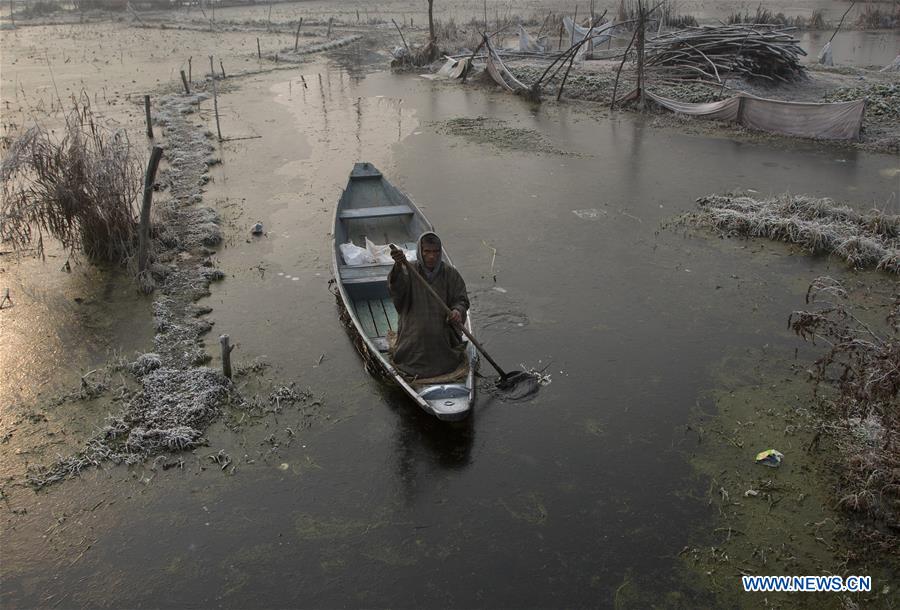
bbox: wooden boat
[332,162,477,421]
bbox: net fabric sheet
[645,91,865,140]
[562,16,616,46]
[518,26,547,53]
[486,47,530,93]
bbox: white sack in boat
[366,238,417,264]
[340,241,376,265]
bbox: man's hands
[389,244,406,265]
[448,309,463,326]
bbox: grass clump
[684,193,900,273]
[1,103,144,264]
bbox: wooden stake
[209,56,222,141]
[611,24,640,108]
[257,37,261,59]
[180,70,190,94]
[219,59,225,78]
[188,56,192,83]
[461,39,485,83]
[138,146,163,275]
[293,17,303,51]
[326,16,333,38]
[144,95,153,138]
[636,0,645,109]
[829,1,856,43]
[219,334,235,379]
[391,19,410,55]
[571,5,578,45]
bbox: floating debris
[755,449,784,467]
[572,208,606,220]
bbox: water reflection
[381,384,475,504]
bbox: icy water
[800,29,900,67]
[2,53,899,607]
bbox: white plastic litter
[340,240,417,266]
[365,238,417,264]
[340,242,375,265]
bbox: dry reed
[1,103,143,264]
[789,277,899,554]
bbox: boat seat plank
[353,299,378,338]
[369,299,390,337]
[338,205,413,220]
[340,264,393,282]
[382,298,399,332]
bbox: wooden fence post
[138,146,163,275]
[180,70,190,94]
[209,56,222,141]
[144,95,153,138]
[220,334,234,379]
[294,18,303,51]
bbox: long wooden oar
[389,244,532,389]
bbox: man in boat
[388,231,470,379]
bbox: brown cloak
[388,232,470,378]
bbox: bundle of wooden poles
[644,24,807,83]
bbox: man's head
[420,233,442,271]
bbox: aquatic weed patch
[680,351,864,607]
[436,116,570,155]
[26,365,230,488]
[680,193,900,274]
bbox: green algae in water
[360,543,419,567]
[436,117,572,155]
[499,492,548,525]
[294,513,384,541]
[677,347,890,609]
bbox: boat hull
[332,162,476,421]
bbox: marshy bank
[673,194,899,605]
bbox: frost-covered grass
[684,193,900,273]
